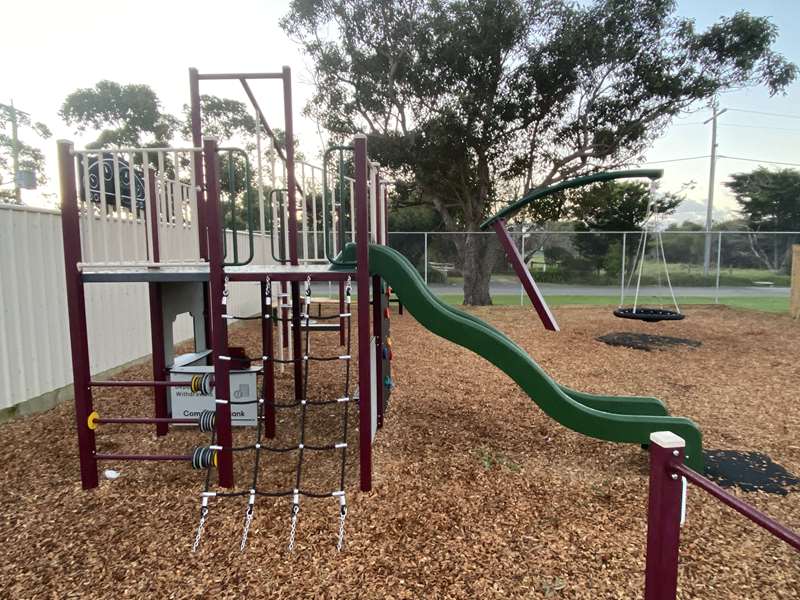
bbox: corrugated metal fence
[0,204,272,413]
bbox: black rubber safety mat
[597,332,701,352]
[703,449,800,496]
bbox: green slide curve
[365,244,703,470]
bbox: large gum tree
[282,0,795,305]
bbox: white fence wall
[0,204,272,411]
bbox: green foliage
[60,81,177,147]
[283,0,795,304]
[0,104,51,202]
[725,167,800,271]
[181,95,256,143]
[571,181,681,271]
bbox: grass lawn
[437,263,791,288]
[438,294,790,313]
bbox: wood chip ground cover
[0,305,798,598]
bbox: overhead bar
[481,169,664,230]
[196,72,284,80]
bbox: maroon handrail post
[645,432,685,600]
[203,138,234,488]
[262,281,276,438]
[59,140,98,490]
[354,134,372,491]
[492,219,559,331]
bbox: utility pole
[1,100,31,204]
[702,102,727,275]
[10,100,20,203]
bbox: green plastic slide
[365,244,703,470]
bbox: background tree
[725,167,800,271]
[61,81,177,148]
[0,103,51,203]
[282,0,795,304]
[571,181,681,273]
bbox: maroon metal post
[95,417,196,425]
[644,432,685,600]
[143,170,170,435]
[203,138,234,488]
[188,68,208,260]
[283,66,298,266]
[262,281,276,438]
[372,275,384,429]
[58,140,98,490]
[148,282,169,436]
[147,168,160,261]
[89,380,193,388]
[354,134,372,491]
[492,219,559,331]
[280,66,304,401]
[95,453,193,462]
[188,68,212,352]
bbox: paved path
[426,282,790,298]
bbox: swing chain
[192,505,209,553]
[240,503,255,552]
[288,491,300,552]
[336,497,347,552]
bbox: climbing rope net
[192,275,354,553]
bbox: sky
[2,0,799,220]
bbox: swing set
[481,169,684,323]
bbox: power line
[641,155,710,164]
[726,108,800,120]
[718,155,800,168]
[720,123,800,133]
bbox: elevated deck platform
[80,262,355,283]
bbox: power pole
[1,100,30,204]
[10,100,20,203]
[702,102,727,275]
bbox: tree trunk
[461,232,497,305]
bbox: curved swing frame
[616,180,684,322]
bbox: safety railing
[71,146,202,266]
[265,145,387,267]
[217,147,255,267]
[645,432,800,599]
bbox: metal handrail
[672,462,800,551]
[322,145,356,266]
[219,147,255,267]
[268,188,290,264]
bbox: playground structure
[58,66,716,552]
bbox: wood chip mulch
[1,304,798,598]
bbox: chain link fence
[387,231,797,311]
